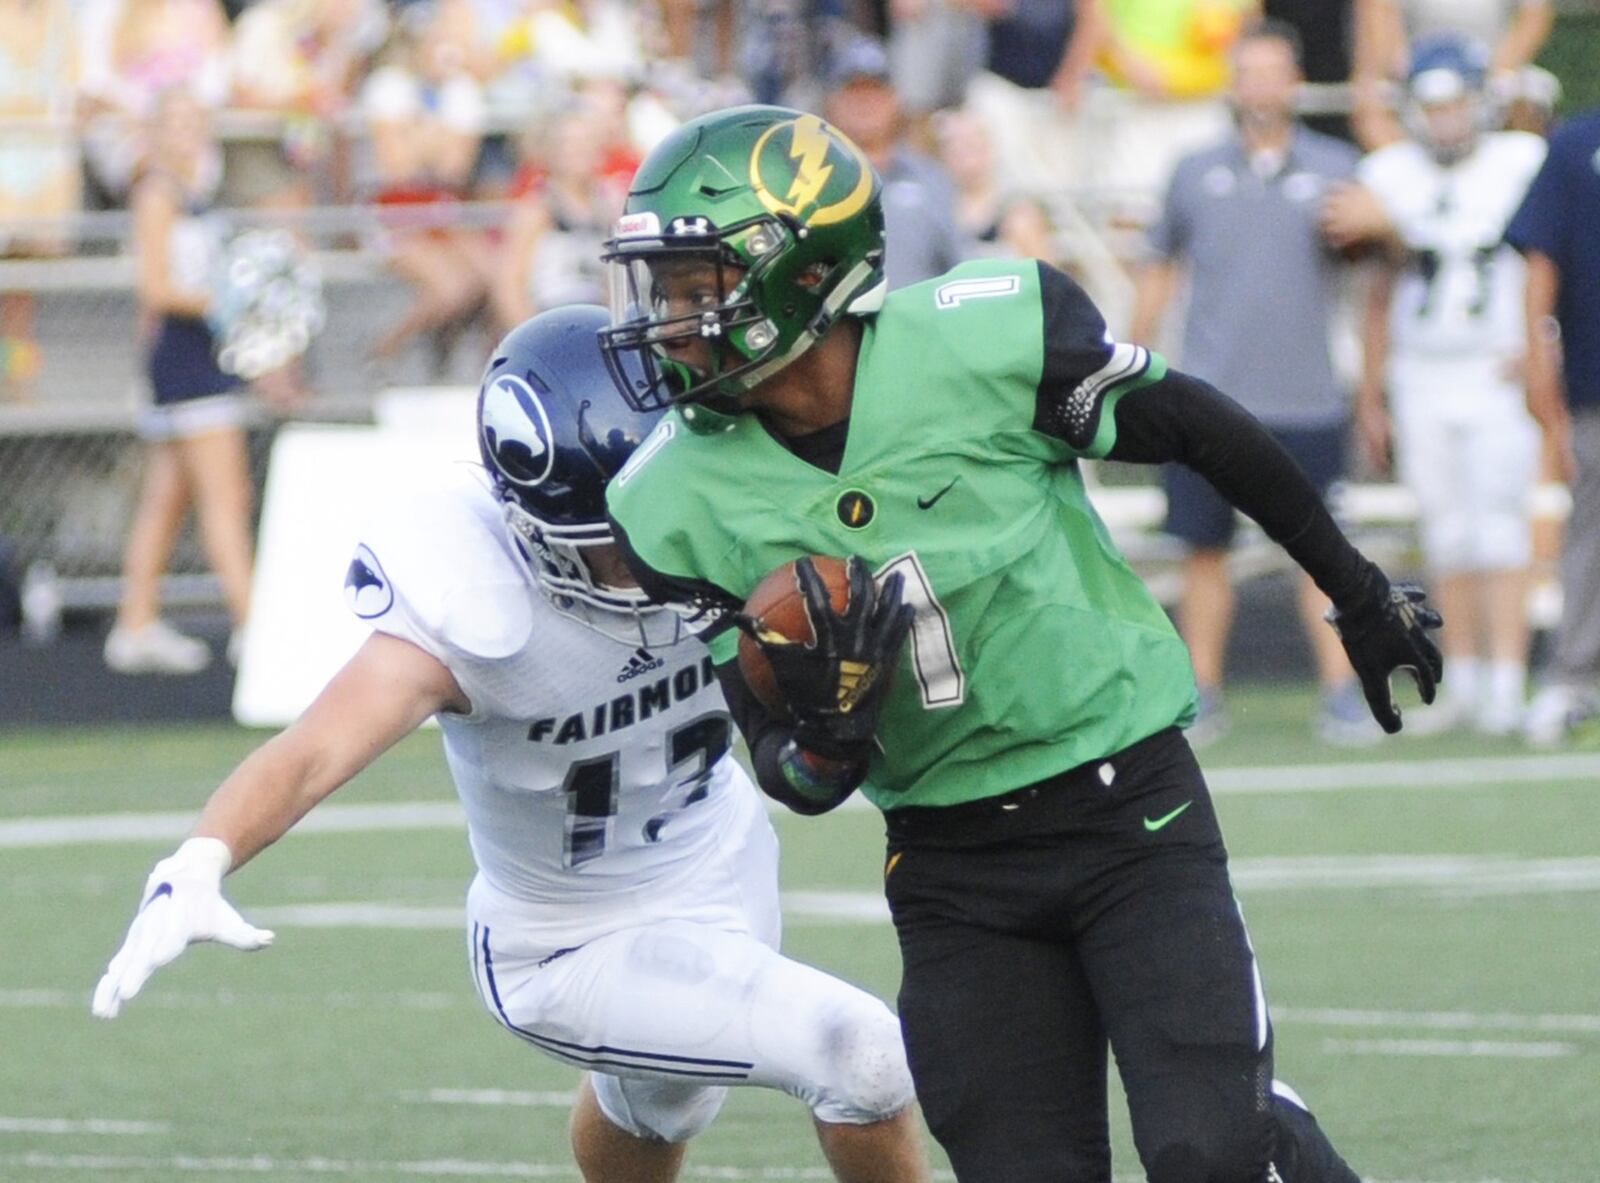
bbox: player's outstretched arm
[92,633,466,1018]
[1102,369,1444,731]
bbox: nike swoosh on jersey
[917,478,960,510]
[1142,801,1193,832]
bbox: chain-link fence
[0,200,518,639]
[0,419,281,639]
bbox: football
[737,555,852,716]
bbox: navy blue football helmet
[478,305,678,644]
[1405,34,1492,163]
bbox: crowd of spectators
[0,0,1574,389]
[3,0,1597,735]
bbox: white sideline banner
[232,398,475,727]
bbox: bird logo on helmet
[599,105,886,430]
[476,305,680,647]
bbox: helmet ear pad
[736,209,887,361]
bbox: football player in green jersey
[602,105,1442,1183]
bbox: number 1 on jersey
[561,755,618,868]
[876,552,965,709]
[558,713,733,868]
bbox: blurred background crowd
[2,0,1599,746]
[0,0,1587,392]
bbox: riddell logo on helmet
[749,114,875,228]
[614,211,661,239]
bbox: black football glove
[738,556,914,763]
[1325,570,1444,734]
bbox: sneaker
[1316,680,1385,746]
[1475,698,1525,738]
[104,619,212,675]
[1396,693,1474,738]
[1186,687,1230,748]
[1523,685,1599,748]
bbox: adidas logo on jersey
[616,647,666,683]
[528,654,717,746]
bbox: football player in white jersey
[91,307,928,1183]
[1355,34,1548,734]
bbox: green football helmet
[599,105,886,426]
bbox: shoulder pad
[1357,141,1422,195]
[352,471,535,661]
[1488,130,1548,173]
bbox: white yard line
[402,1090,577,1108]
[1276,1007,1600,1035]
[244,893,899,930]
[251,903,463,929]
[5,750,1600,848]
[0,802,465,848]
[0,1118,168,1136]
[0,988,459,1011]
[1229,854,1600,894]
[1322,1037,1576,1059]
[242,857,1600,935]
[830,751,1600,806]
[0,1153,572,1178]
[0,1155,872,1180]
[13,985,1596,1050]
[776,890,891,923]
[1206,752,1600,794]
[0,1158,1542,1183]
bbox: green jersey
[607,258,1198,810]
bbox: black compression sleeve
[713,658,859,816]
[1105,369,1380,608]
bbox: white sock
[1487,661,1527,717]
[1448,657,1482,708]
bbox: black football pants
[882,727,1361,1183]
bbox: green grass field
[3,686,1598,1182]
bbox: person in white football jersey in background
[91,306,929,1183]
[1353,35,1547,735]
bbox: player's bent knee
[590,1073,728,1144]
[808,1000,917,1125]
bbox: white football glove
[91,837,274,1019]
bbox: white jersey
[1360,132,1546,362]
[344,471,916,1135]
[347,469,751,917]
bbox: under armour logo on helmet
[669,216,714,236]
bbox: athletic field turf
[3,686,1597,1181]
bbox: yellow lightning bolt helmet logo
[785,116,834,213]
[749,115,876,227]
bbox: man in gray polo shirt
[823,37,974,291]
[1131,18,1373,745]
